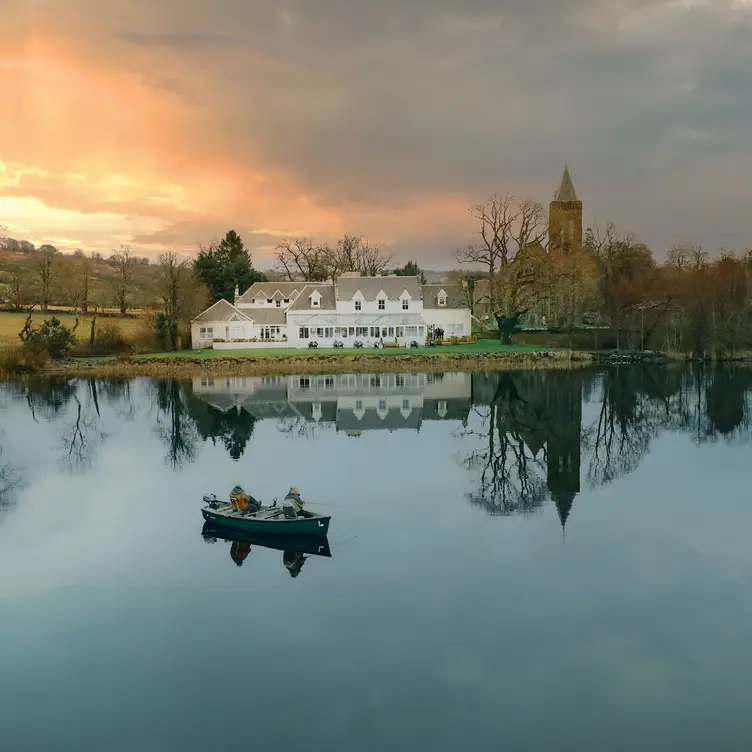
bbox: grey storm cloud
[7,0,752,256]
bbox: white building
[190,274,471,350]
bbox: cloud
[1,0,751,262]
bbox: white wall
[422,308,472,337]
[191,320,287,349]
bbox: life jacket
[230,491,250,511]
[230,540,251,563]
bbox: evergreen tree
[193,230,267,303]
[394,260,426,283]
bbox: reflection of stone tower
[545,372,583,529]
[549,164,582,255]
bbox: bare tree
[326,234,395,277]
[156,251,205,349]
[110,245,136,315]
[456,194,548,339]
[33,244,58,312]
[274,238,331,281]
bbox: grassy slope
[0,310,145,347]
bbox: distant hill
[0,243,162,312]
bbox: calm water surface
[1,366,752,751]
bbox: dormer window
[355,300,362,311]
[402,299,409,310]
[284,298,289,304]
[310,290,322,308]
[378,299,385,310]
[438,293,447,307]
[267,298,273,304]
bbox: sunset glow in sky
[1,1,750,266]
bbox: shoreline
[38,349,596,378]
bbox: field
[0,310,145,348]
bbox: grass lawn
[0,310,144,348]
[132,339,555,360]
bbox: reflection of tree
[152,380,200,469]
[459,373,550,516]
[100,378,136,421]
[184,384,258,460]
[15,377,77,422]
[0,442,25,514]
[58,380,107,473]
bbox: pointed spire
[554,163,578,202]
[552,491,575,531]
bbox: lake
[1,366,752,751]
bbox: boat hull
[201,507,331,537]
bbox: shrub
[23,316,76,359]
[71,324,132,357]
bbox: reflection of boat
[201,499,331,537]
[201,521,332,557]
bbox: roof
[244,309,287,326]
[192,299,252,323]
[286,284,337,311]
[421,284,466,309]
[336,276,422,302]
[336,407,422,432]
[554,163,578,202]
[236,281,332,305]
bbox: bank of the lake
[41,345,594,378]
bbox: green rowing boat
[201,504,331,537]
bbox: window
[396,326,404,337]
[267,298,273,304]
[200,378,208,386]
[418,326,424,336]
[438,295,447,307]
[349,327,355,335]
[206,328,213,338]
[207,378,215,386]
[317,327,324,337]
[355,300,362,311]
[381,327,388,337]
[378,399,387,411]
[299,327,309,339]
[438,400,448,417]
[325,377,335,388]
[284,298,290,303]
[276,300,281,307]
[199,327,207,337]
[312,403,322,418]
[299,377,310,389]
[403,399,410,410]
[355,400,363,410]
[371,376,381,388]
[388,327,394,337]
[325,327,333,338]
[402,299,409,310]
[356,327,368,337]
[370,326,380,338]
[378,298,385,310]
[405,326,417,336]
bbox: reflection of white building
[191,274,470,350]
[192,372,472,433]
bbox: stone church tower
[548,164,582,255]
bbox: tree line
[449,193,752,356]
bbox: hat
[289,487,299,495]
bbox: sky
[1,0,751,268]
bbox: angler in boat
[201,485,331,536]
